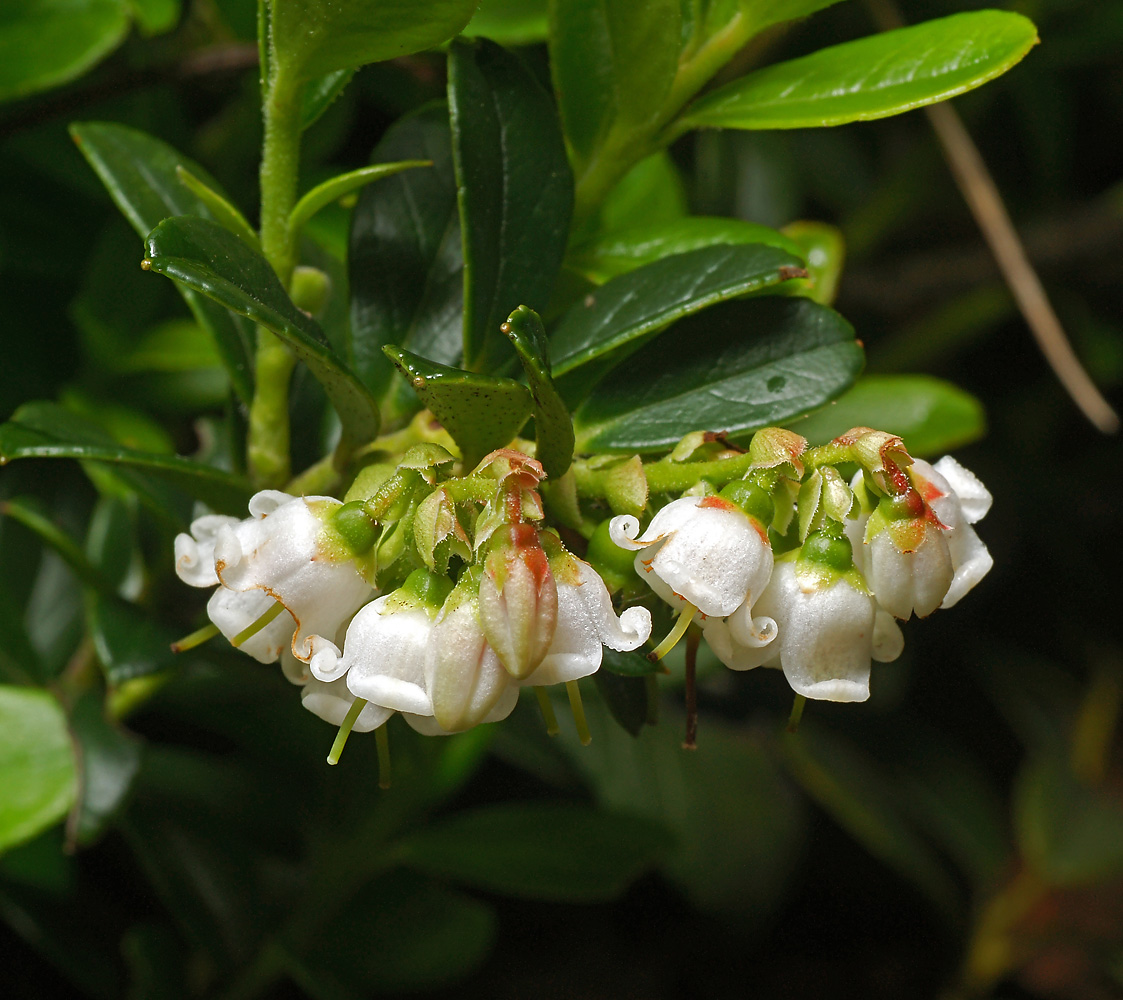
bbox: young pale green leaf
[681,1,847,61]
[787,375,985,456]
[463,0,548,45]
[300,68,354,130]
[449,38,573,375]
[174,166,259,248]
[0,686,78,854]
[593,151,688,235]
[0,0,129,102]
[349,105,464,420]
[568,217,804,284]
[70,122,255,402]
[289,161,430,236]
[549,0,681,174]
[395,801,673,902]
[502,306,574,479]
[271,0,479,81]
[0,402,253,515]
[384,346,532,469]
[143,216,380,451]
[573,297,863,453]
[551,243,807,405]
[781,220,844,305]
[678,11,1038,131]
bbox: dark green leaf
[1,497,114,596]
[396,801,673,902]
[144,216,381,450]
[290,161,429,235]
[300,69,355,130]
[449,38,574,374]
[349,104,464,420]
[384,347,531,469]
[551,243,807,406]
[592,669,650,736]
[573,296,863,453]
[174,166,259,248]
[0,686,78,854]
[601,645,663,677]
[463,0,548,45]
[502,306,574,478]
[592,151,688,235]
[568,216,804,284]
[70,122,255,402]
[272,0,479,81]
[0,0,129,102]
[786,375,986,456]
[678,11,1039,131]
[0,402,253,516]
[88,595,179,686]
[681,1,847,58]
[67,691,142,847]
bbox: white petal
[933,456,992,523]
[702,616,777,672]
[248,490,295,518]
[299,676,390,733]
[608,514,643,551]
[867,528,953,620]
[174,515,241,587]
[340,598,433,715]
[872,610,904,663]
[940,523,994,608]
[206,587,294,664]
[426,600,512,731]
[308,635,346,682]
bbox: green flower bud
[719,480,774,527]
[332,500,378,555]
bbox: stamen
[327,697,368,765]
[535,688,560,736]
[566,680,592,746]
[170,622,220,653]
[648,604,698,662]
[231,600,286,647]
[786,694,807,734]
[375,723,392,789]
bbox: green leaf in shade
[463,0,548,45]
[1014,754,1123,887]
[573,297,863,453]
[70,122,255,402]
[449,38,574,374]
[303,870,496,993]
[67,692,142,847]
[568,216,804,284]
[502,306,574,479]
[300,69,354,130]
[782,725,958,917]
[786,375,986,456]
[143,216,380,451]
[548,0,681,174]
[0,402,253,516]
[781,220,844,305]
[677,11,1038,132]
[601,645,663,677]
[129,0,180,35]
[592,670,651,736]
[593,151,688,235]
[0,497,114,596]
[384,347,531,469]
[174,166,259,249]
[0,0,129,102]
[271,0,479,81]
[395,801,673,902]
[289,161,430,236]
[0,686,77,854]
[88,596,180,686]
[681,1,847,59]
[349,104,464,420]
[551,244,808,406]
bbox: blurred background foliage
[1,0,1122,998]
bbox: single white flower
[919,456,994,608]
[206,586,295,664]
[300,675,391,733]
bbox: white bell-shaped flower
[213,491,374,660]
[175,513,244,587]
[300,675,391,732]
[610,494,773,619]
[206,586,296,664]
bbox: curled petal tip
[608,514,643,550]
[308,636,345,682]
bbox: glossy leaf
[503,306,574,479]
[568,216,804,284]
[0,0,129,102]
[0,402,253,515]
[0,686,78,854]
[349,104,464,420]
[174,166,259,248]
[786,375,985,456]
[396,801,673,902]
[781,220,844,305]
[384,347,531,469]
[549,0,681,173]
[88,596,180,686]
[70,122,255,402]
[592,669,651,736]
[551,243,807,404]
[593,151,688,235]
[681,1,847,59]
[573,297,863,453]
[289,160,429,235]
[463,0,548,45]
[449,38,574,374]
[300,69,354,130]
[678,11,1039,131]
[271,0,479,81]
[144,216,381,450]
[1,497,115,596]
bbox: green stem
[248,65,303,488]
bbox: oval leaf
[0,686,78,854]
[143,216,380,451]
[678,11,1038,131]
[449,38,574,374]
[573,297,864,453]
[290,161,430,236]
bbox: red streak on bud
[698,495,738,511]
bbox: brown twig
[683,628,700,750]
[865,0,1119,434]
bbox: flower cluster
[610,427,992,704]
[172,426,991,764]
